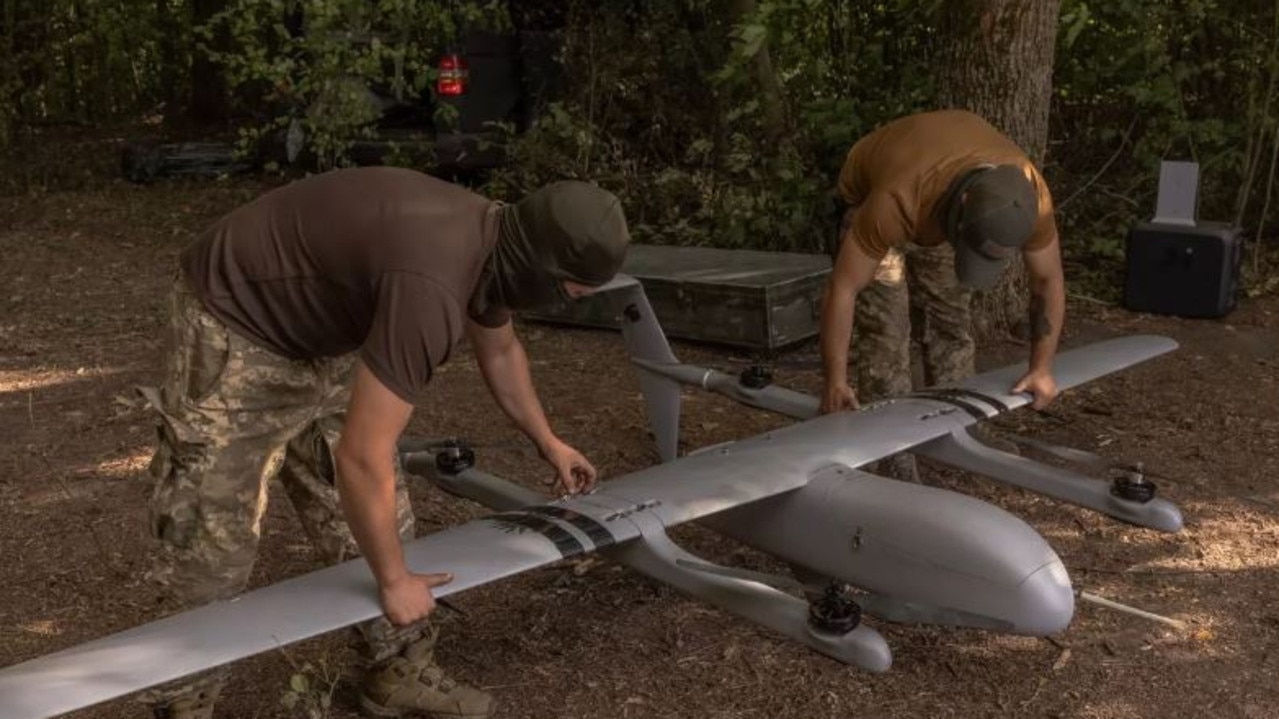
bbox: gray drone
[0,276,1183,719]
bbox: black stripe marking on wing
[488,512,586,558]
[929,388,1011,413]
[526,505,618,550]
[910,391,991,421]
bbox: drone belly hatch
[703,466,1075,636]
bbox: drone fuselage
[703,465,1075,635]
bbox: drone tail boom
[604,275,824,461]
[606,276,684,461]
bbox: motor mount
[1110,467,1157,503]
[808,583,862,635]
[435,439,475,475]
[739,365,774,390]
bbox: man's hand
[539,438,598,494]
[821,382,859,414]
[378,572,454,626]
[1012,369,1059,410]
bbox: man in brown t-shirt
[820,110,1065,453]
[140,168,629,719]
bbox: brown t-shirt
[181,167,508,402]
[837,109,1057,259]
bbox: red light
[437,53,468,96]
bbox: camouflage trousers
[853,241,976,402]
[136,273,430,704]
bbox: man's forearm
[821,285,857,385]
[1028,275,1065,372]
[336,457,408,587]
[477,341,557,449]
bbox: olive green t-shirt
[180,167,508,402]
[837,109,1057,259]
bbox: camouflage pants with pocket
[137,273,430,704]
[853,240,976,401]
[850,241,975,481]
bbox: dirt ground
[2,173,1278,719]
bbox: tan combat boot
[359,635,494,719]
[150,684,221,719]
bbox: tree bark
[936,0,1062,339]
[156,0,182,110]
[1,0,14,144]
[189,0,229,123]
[729,0,788,144]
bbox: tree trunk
[729,0,788,144]
[1,0,14,144]
[156,0,182,110]
[936,0,1062,339]
[189,0,229,124]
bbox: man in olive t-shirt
[139,168,629,719]
[819,110,1066,476]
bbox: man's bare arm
[819,214,883,413]
[467,318,597,492]
[467,319,557,448]
[1023,234,1065,371]
[335,362,451,625]
[1013,234,1066,408]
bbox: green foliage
[200,0,506,169]
[484,0,1278,301]
[487,0,940,253]
[277,657,340,719]
[1052,0,1279,273]
[2,0,1276,296]
[0,0,185,146]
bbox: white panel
[1152,160,1199,226]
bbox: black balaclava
[475,181,630,314]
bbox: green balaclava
[478,181,630,313]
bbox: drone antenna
[1077,590,1186,631]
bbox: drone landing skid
[611,513,892,672]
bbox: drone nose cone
[1013,560,1075,635]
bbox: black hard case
[1123,221,1242,319]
